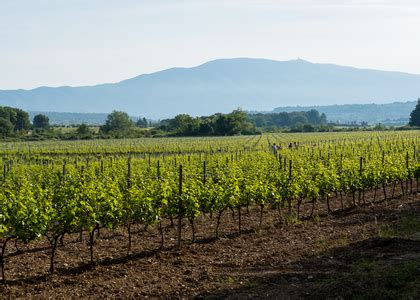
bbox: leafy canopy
[409,99,420,126]
[101,111,134,133]
[33,114,50,129]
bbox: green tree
[303,124,315,132]
[227,109,249,135]
[275,112,291,127]
[33,114,50,129]
[198,120,214,135]
[136,117,148,128]
[0,107,17,124]
[290,112,309,125]
[77,123,91,135]
[306,109,321,124]
[164,114,203,136]
[0,117,14,136]
[320,113,327,125]
[213,113,229,135]
[409,99,420,126]
[15,109,30,131]
[169,114,192,131]
[0,106,30,131]
[100,111,134,133]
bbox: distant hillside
[27,112,109,125]
[2,58,420,119]
[28,111,141,126]
[273,100,418,125]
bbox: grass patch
[312,258,420,299]
[379,215,420,239]
[283,214,302,225]
[311,215,321,223]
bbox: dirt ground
[1,185,420,299]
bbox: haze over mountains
[272,101,417,125]
[1,58,420,120]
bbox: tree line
[248,109,327,131]
[1,101,419,139]
[157,109,330,135]
[158,109,256,136]
[0,106,51,136]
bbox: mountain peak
[293,57,312,63]
[1,58,420,119]
[200,57,313,66]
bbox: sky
[1,0,420,89]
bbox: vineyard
[0,131,420,296]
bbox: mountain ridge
[5,58,420,91]
[1,58,420,119]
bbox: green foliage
[100,111,134,134]
[0,106,30,135]
[136,117,148,128]
[76,123,91,135]
[409,99,420,126]
[0,117,14,136]
[0,131,418,273]
[249,109,327,129]
[274,101,417,125]
[33,114,50,129]
[160,109,256,136]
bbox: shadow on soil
[197,198,420,300]
[196,237,420,299]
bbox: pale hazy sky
[1,0,420,89]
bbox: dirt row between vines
[1,184,419,298]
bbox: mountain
[27,111,142,125]
[273,101,418,125]
[27,112,111,126]
[1,58,420,119]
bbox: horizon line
[2,57,420,91]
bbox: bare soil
[1,185,420,299]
